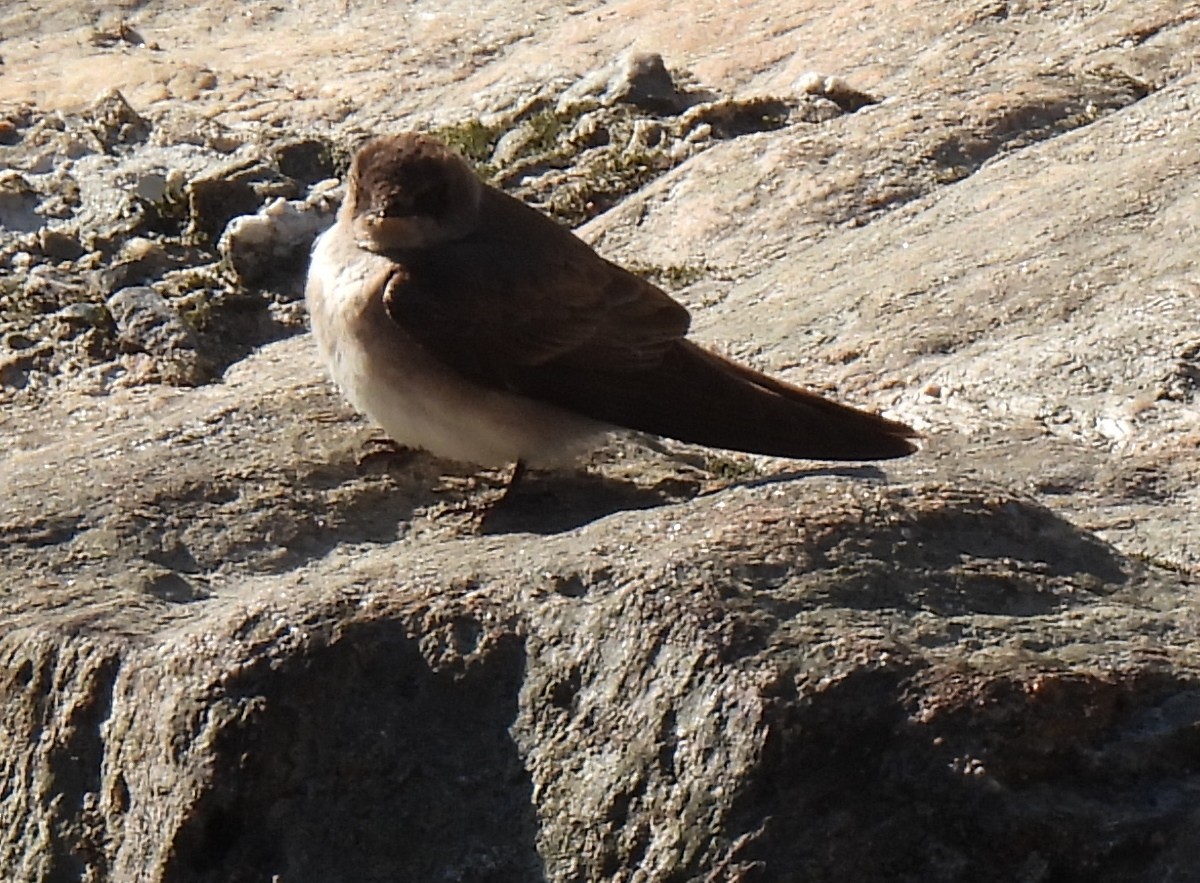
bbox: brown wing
[382,186,691,386]
[384,187,917,461]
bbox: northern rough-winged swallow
[305,132,917,473]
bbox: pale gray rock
[218,185,339,285]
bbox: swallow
[305,132,917,479]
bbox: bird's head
[345,133,483,251]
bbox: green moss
[930,163,972,185]
[432,91,798,228]
[705,454,761,482]
[521,108,570,155]
[432,119,505,165]
[625,261,707,289]
[536,146,673,226]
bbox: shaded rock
[94,237,183,293]
[2,330,36,350]
[927,74,1152,180]
[608,51,690,114]
[139,567,209,603]
[86,88,151,153]
[0,119,19,146]
[37,226,85,261]
[217,186,339,286]
[105,285,209,385]
[185,157,300,245]
[185,174,262,245]
[272,137,338,186]
[0,102,32,145]
[0,377,1196,881]
[677,96,793,139]
[0,339,52,389]
[89,22,146,49]
[56,301,109,329]
[0,329,1198,881]
[794,71,879,113]
[0,170,41,232]
[557,51,708,116]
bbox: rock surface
[1,1,1199,881]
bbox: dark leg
[477,460,528,533]
[497,459,528,505]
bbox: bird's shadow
[479,463,890,535]
[708,464,889,493]
[479,470,697,535]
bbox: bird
[305,132,917,488]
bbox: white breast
[305,225,607,467]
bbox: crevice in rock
[43,648,121,883]
[163,619,542,882]
[925,71,1154,186]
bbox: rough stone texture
[106,286,209,386]
[2,1,1199,882]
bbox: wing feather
[383,187,690,388]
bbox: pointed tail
[541,341,919,461]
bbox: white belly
[305,227,606,467]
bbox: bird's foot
[356,437,419,475]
